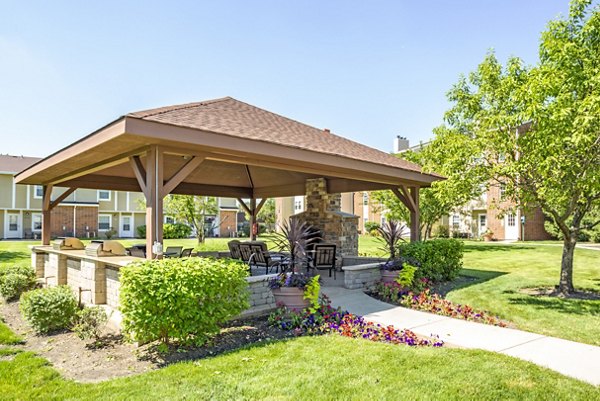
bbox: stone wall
[293,178,359,264]
[243,274,277,316]
[66,257,83,294]
[106,267,120,308]
[342,263,382,290]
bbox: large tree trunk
[558,235,576,295]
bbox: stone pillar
[31,249,46,278]
[80,259,107,305]
[46,253,67,286]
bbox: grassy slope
[1,336,599,400]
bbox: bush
[120,257,249,345]
[104,228,117,240]
[136,224,146,238]
[20,286,78,334]
[364,221,380,234]
[433,225,449,238]
[399,239,463,282]
[544,220,592,242]
[73,306,108,341]
[0,265,36,301]
[137,223,192,239]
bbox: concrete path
[322,286,600,386]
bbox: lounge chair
[308,243,337,279]
[164,246,183,258]
[227,240,242,260]
[180,248,193,257]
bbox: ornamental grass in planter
[269,219,320,311]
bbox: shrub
[364,221,380,234]
[104,228,117,240]
[136,224,146,238]
[399,239,463,282]
[433,225,449,238]
[120,257,249,345]
[544,220,591,242]
[0,265,36,301]
[20,286,78,334]
[137,223,192,239]
[73,306,108,341]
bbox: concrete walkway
[322,286,600,386]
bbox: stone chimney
[393,135,409,153]
[292,178,359,265]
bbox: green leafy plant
[0,265,36,301]
[104,228,117,240]
[303,275,321,312]
[73,306,108,341]
[272,219,319,271]
[19,286,78,334]
[396,264,417,288]
[119,257,249,345]
[399,239,463,282]
[364,221,381,234]
[433,225,449,238]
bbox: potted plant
[376,220,408,283]
[269,219,320,311]
[482,228,494,242]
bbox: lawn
[1,334,599,400]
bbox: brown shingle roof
[128,97,425,174]
[0,155,41,173]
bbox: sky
[0,0,570,158]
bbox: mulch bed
[0,301,292,382]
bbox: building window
[8,215,18,231]
[452,215,460,228]
[500,183,506,199]
[363,193,369,205]
[98,215,111,231]
[507,213,516,227]
[294,196,304,212]
[98,190,111,201]
[33,185,43,199]
[32,213,42,231]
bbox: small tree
[257,198,276,233]
[164,195,219,243]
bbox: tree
[372,134,484,239]
[437,0,600,295]
[257,198,276,233]
[164,195,219,243]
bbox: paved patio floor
[322,284,600,386]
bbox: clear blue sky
[0,0,569,158]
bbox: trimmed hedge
[399,239,463,282]
[20,286,78,334]
[0,265,36,302]
[120,257,249,345]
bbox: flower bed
[269,295,443,347]
[401,290,508,326]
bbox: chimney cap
[323,128,331,133]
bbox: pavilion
[15,97,442,258]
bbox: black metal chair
[238,243,253,264]
[308,244,337,279]
[129,247,146,258]
[228,240,242,260]
[164,246,183,258]
[180,248,193,257]
[248,242,284,274]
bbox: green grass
[0,335,598,400]
[0,320,22,345]
[447,243,600,345]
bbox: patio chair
[129,247,146,258]
[248,242,285,274]
[238,243,253,264]
[180,248,193,257]
[308,243,337,279]
[227,240,242,260]
[164,246,183,258]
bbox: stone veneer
[292,178,359,265]
[342,263,382,290]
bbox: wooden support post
[409,186,420,242]
[145,147,164,259]
[42,184,53,245]
[249,198,257,241]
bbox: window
[507,213,516,227]
[33,185,43,199]
[98,190,111,201]
[452,215,460,228]
[294,196,304,212]
[8,215,18,231]
[500,183,506,199]
[363,193,369,206]
[32,213,42,231]
[98,215,111,231]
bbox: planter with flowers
[482,229,494,242]
[376,220,420,291]
[268,219,321,311]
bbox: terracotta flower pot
[272,287,310,311]
[381,270,400,284]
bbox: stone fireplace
[292,178,359,265]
